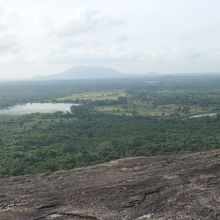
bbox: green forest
[0,75,220,178]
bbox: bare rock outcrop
[0,150,219,220]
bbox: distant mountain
[36,66,125,80]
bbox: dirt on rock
[0,150,219,220]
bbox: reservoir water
[189,113,217,119]
[0,103,79,115]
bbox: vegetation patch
[0,76,220,178]
[56,90,126,103]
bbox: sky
[0,0,220,79]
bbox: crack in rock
[123,187,163,208]
[37,203,62,210]
[38,212,101,220]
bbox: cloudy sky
[0,0,220,79]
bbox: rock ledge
[0,150,219,219]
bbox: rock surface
[0,150,219,220]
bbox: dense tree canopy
[0,75,220,178]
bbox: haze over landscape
[0,0,220,80]
[0,1,220,220]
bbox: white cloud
[0,0,220,78]
[56,8,124,38]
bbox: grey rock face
[0,150,219,220]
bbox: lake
[189,113,217,119]
[0,103,79,115]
